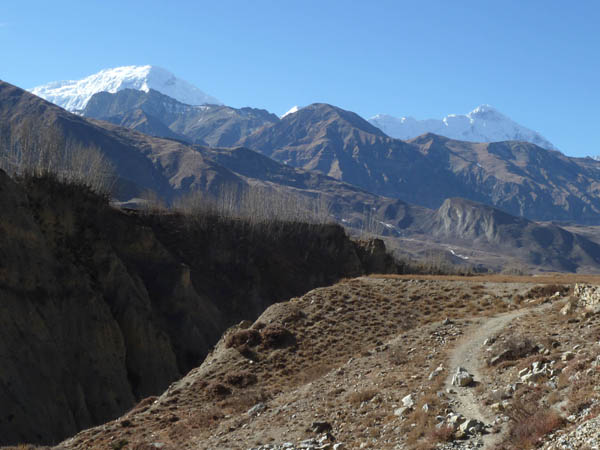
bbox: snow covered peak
[281,105,301,118]
[369,105,557,150]
[30,65,221,111]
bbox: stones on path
[436,412,487,440]
[452,366,474,387]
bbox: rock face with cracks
[0,172,396,446]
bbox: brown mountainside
[0,172,396,446]
[82,88,279,147]
[239,103,600,224]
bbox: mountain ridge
[239,102,600,224]
[369,104,557,150]
[83,88,278,147]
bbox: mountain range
[76,87,600,225]
[31,65,556,149]
[369,105,557,150]
[6,79,600,272]
[240,103,600,223]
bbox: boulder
[452,367,474,387]
[402,394,416,408]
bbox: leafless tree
[0,121,115,194]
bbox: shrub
[260,325,296,348]
[507,408,564,448]
[206,382,231,398]
[429,424,455,443]
[224,371,258,388]
[525,284,570,299]
[347,389,378,405]
[225,329,262,348]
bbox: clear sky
[1,1,599,156]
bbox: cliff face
[0,172,394,446]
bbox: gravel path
[444,309,528,449]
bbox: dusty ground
[8,275,600,450]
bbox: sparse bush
[224,371,258,388]
[260,325,296,349]
[429,424,455,443]
[225,329,262,349]
[206,382,231,398]
[507,406,564,448]
[525,284,570,299]
[347,389,378,405]
[388,347,408,366]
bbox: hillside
[426,198,600,272]
[0,172,397,446]
[239,104,600,224]
[53,275,600,449]
[83,89,278,147]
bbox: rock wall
[0,172,396,446]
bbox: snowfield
[30,65,221,111]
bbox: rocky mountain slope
[83,88,278,147]
[52,275,600,449]
[0,171,397,446]
[369,104,557,150]
[425,198,600,272]
[29,65,221,112]
[240,103,600,224]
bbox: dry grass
[429,424,455,443]
[347,389,379,406]
[58,277,580,450]
[506,406,564,449]
[370,273,600,284]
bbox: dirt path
[444,308,529,448]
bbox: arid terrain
[8,274,597,450]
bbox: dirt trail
[444,308,529,448]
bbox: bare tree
[0,122,115,194]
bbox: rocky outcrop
[0,172,397,446]
[573,283,600,311]
[426,198,600,272]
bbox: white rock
[394,406,410,417]
[452,367,474,387]
[402,394,415,408]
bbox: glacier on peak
[281,105,301,118]
[29,65,221,112]
[369,105,557,150]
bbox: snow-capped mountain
[30,65,221,112]
[281,105,301,118]
[369,105,557,150]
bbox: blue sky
[1,1,599,156]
